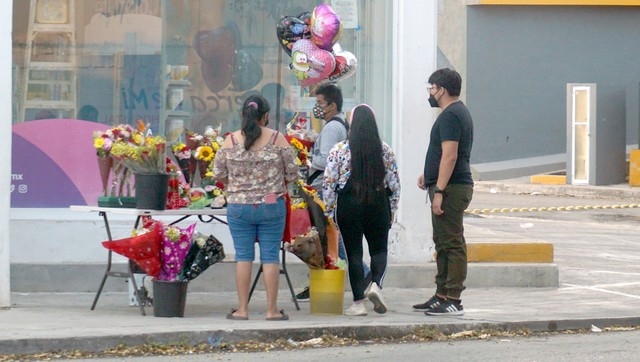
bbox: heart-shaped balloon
[232,49,263,91]
[310,4,343,51]
[290,39,336,88]
[276,12,312,56]
[318,44,357,85]
[194,27,235,93]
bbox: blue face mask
[313,103,326,119]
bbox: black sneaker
[425,299,464,316]
[412,295,445,312]
[295,286,310,302]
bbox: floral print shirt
[213,137,298,204]
[322,141,401,220]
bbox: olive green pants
[429,184,473,300]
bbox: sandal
[226,308,248,320]
[265,309,289,321]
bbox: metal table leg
[91,211,146,316]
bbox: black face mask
[428,94,439,108]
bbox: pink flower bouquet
[156,223,197,281]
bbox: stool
[248,240,300,310]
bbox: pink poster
[11,119,109,208]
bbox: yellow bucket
[309,269,346,315]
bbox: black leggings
[336,186,391,301]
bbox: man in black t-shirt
[414,68,474,316]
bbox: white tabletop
[69,205,227,216]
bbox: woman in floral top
[323,104,401,317]
[213,95,297,321]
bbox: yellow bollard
[630,150,640,187]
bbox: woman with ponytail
[322,104,401,317]
[213,95,297,321]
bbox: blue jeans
[226,198,286,264]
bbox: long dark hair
[348,104,385,204]
[241,95,270,150]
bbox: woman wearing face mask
[322,104,401,316]
[294,84,373,303]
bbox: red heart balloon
[194,27,235,93]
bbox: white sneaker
[366,283,387,314]
[344,302,367,316]
[364,281,372,298]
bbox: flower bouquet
[93,124,137,207]
[185,126,224,187]
[286,115,318,150]
[157,223,197,281]
[109,121,169,210]
[101,218,163,277]
[177,232,226,281]
[170,142,194,185]
[285,227,325,269]
[284,180,340,269]
[109,121,167,176]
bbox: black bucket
[152,280,188,317]
[135,173,169,210]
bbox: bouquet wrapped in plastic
[178,232,226,281]
[101,218,163,277]
[156,223,197,281]
[284,227,325,269]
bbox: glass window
[13,0,393,141]
[11,0,395,208]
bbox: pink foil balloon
[310,4,343,51]
[290,39,336,88]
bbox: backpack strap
[327,116,349,135]
[307,117,348,185]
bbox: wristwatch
[434,186,444,194]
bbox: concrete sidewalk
[2,179,640,355]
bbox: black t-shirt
[423,101,474,186]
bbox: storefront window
[13,0,392,136]
[11,0,394,207]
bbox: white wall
[389,0,437,263]
[1,2,13,306]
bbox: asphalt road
[70,328,640,362]
[467,190,640,224]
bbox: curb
[3,317,640,355]
[473,181,640,200]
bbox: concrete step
[10,260,559,293]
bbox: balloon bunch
[276,4,357,88]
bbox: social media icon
[19,184,28,193]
